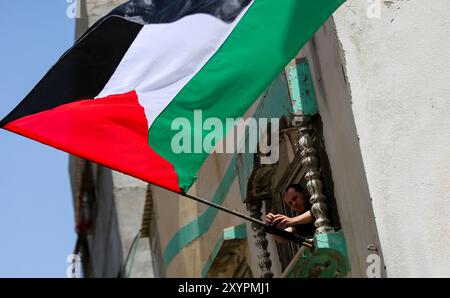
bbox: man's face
[283,187,308,213]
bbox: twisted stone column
[293,115,334,234]
[248,200,273,278]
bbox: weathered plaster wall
[333,0,450,277]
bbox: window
[269,115,342,272]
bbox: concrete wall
[87,165,123,277]
[111,171,153,277]
[332,0,450,277]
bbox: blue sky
[0,1,76,277]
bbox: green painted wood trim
[201,224,247,277]
[223,223,247,240]
[284,231,351,278]
[287,58,319,115]
[314,230,350,270]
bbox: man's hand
[266,213,295,229]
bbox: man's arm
[267,211,314,230]
[266,212,315,243]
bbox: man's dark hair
[285,183,306,194]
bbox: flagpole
[182,192,265,226]
[165,189,314,249]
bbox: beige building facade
[70,0,450,278]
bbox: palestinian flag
[0,0,344,194]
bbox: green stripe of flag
[149,0,345,192]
